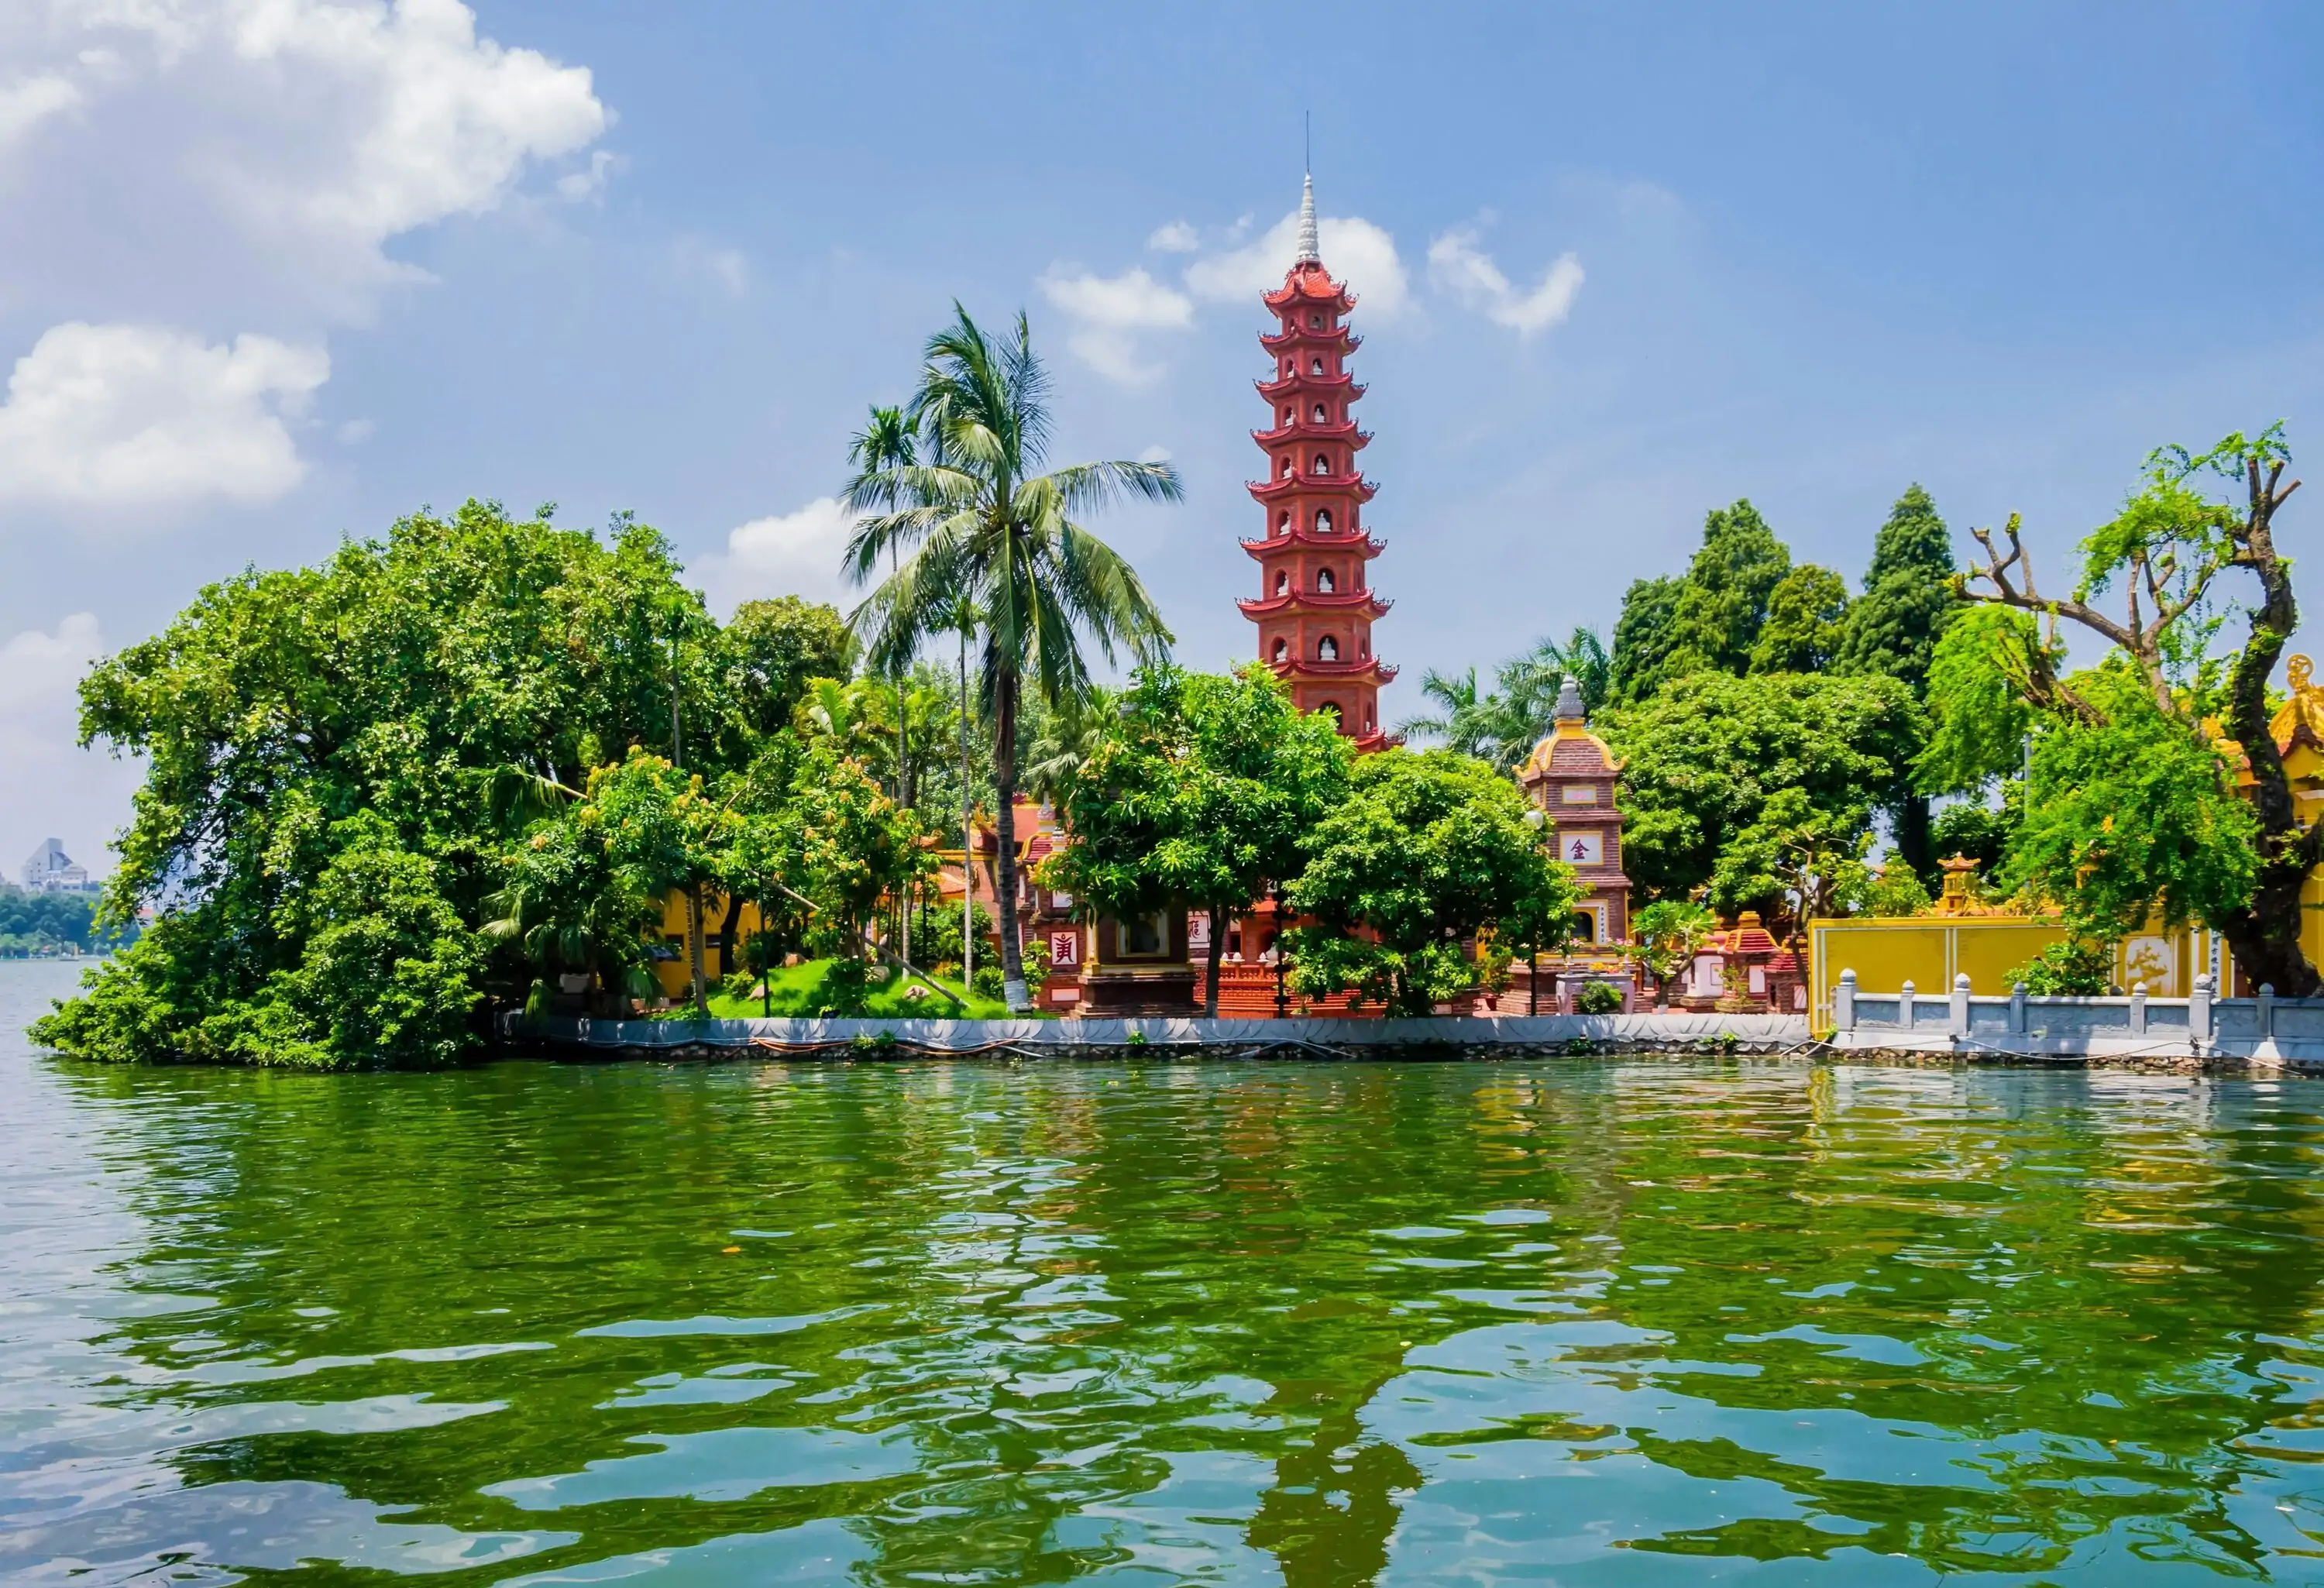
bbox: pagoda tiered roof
[1240,528,1386,559]
[1236,588,1392,620]
[1263,261,1356,311]
[1246,473,1377,505]
[1250,420,1370,449]
[1257,372,1364,401]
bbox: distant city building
[20,838,95,894]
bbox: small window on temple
[1276,509,1290,533]
[1312,454,1329,474]
[1272,638,1288,662]
[1274,570,1289,596]
[1308,313,1322,329]
[1310,356,1325,375]
[1318,635,1340,662]
[1280,458,1293,478]
[1315,509,1332,533]
[1359,638,1368,658]
[1312,403,1328,423]
[1320,700,1343,724]
[1316,568,1336,593]
[1572,911,1597,944]
[1281,408,1292,426]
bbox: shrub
[2007,940,2113,996]
[971,963,1005,1002]
[1574,980,1624,1015]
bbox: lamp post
[1267,881,1289,1018]
[1524,806,1548,1016]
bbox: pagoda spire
[1236,175,1395,751]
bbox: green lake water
[9,961,2324,1583]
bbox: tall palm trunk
[992,667,1028,1010]
[686,882,707,1016]
[958,626,975,986]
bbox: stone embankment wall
[1828,968,2324,1067]
[515,1011,1810,1058]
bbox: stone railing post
[1950,973,1972,1037]
[2259,983,2276,1040]
[2130,981,2147,1035]
[2191,974,2212,1043]
[2010,982,2028,1034]
[1834,969,1857,1033]
[1899,979,1917,1031]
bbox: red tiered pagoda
[1239,174,1395,750]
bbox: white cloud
[1184,209,1410,318]
[1147,219,1198,253]
[0,614,142,882]
[0,73,83,150]
[1137,444,1171,463]
[1428,229,1585,336]
[691,497,861,617]
[1038,266,1195,384]
[555,146,618,202]
[12,0,609,313]
[0,322,329,508]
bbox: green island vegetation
[22,284,2316,1067]
[0,886,139,958]
[1415,430,2314,999]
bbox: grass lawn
[700,958,1024,1020]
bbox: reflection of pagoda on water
[1238,174,1396,751]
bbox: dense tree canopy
[1837,483,1958,693]
[1284,749,1582,1016]
[1043,664,1351,1012]
[29,500,898,1067]
[1603,671,1923,921]
[1947,427,2313,992]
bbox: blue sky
[3,1,2319,875]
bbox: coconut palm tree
[844,305,1178,1009]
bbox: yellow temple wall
[1807,915,2226,1033]
[648,891,765,1001]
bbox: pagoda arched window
[1318,635,1340,662]
[1271,638,1288,663]
[1308,313,1322,329]
[1310,356,1325,375]
[1315,509,1332,533]
[1312,454,1329,474]
[1274,570,1289,596]
[1281,408,1292,427]
[1280,458,1293,479]
[1276,509,1290,534]
[1320,701,1343,724]
[1312,403,1328,423]
[1316,569,1336,593]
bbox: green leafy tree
[1929,794,2020,878]
[1604,671,1923,906]
[1608,503,1791,703]
[786,741,932,962]
[583,748,734,1013]
[1838,483,1958,693]
[1283,749,1582,1016]
[34,500,717,1067]
[1836,484,1961,874]
[1951,426,2312,992]
[1608,575,1685,705]
[1664,500,1793,679]
[1861,859,1934,917]
[1748,564,1851,674]
[1624,899,1714,1008]
[1045,664,1352,1014]
[715,596,854,751]
[1708,785,1874,940]
[842,305,1179,1010]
